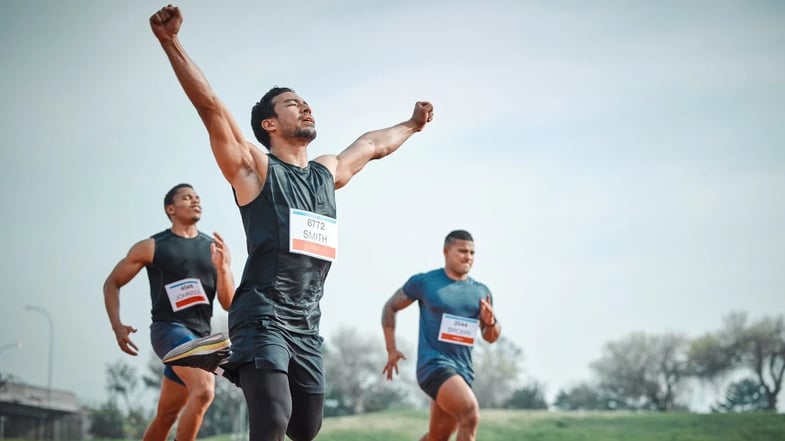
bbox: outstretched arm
[103,239,154,356]
[381,288,415,380]
[315,101,434,189]
[150,5,263,203]
[211,232,235,311]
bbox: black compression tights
[238,365,324,441]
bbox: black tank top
[229,154,337,335]
[146,229,216,336]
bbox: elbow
[193,92,223,117]
[356,135,389,160]
[102,277,117,296]
[381,305,395,327]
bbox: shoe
[163,332,231,373]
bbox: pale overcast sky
[1,0,783,409]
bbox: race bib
[164,278,209,312]
[289,209,338,262]
[438,313,480,347]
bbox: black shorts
[419,366,465,400]
[226,320,325,394]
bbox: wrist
[217,265,232,275]
[158,35,179,47]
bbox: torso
[146,229,216,337]
[229,154,338,335]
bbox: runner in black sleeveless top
[151,5,434,440]
[103,183,235,441]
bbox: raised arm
[211,232,235,311]
[315,101,434,189]
[150,5,263,203]
[103,239,154,356]
[381,288,415,380]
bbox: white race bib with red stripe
[438,313,479,347]
[164,278,209,312]
[289,208,338,262]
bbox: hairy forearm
[159,37,217,112]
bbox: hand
[410,101,434,132]
[479,295,495,327]
[382,349,407,380]
[150,4,183,42]
[113,324,139,356]
[211,231,231,270]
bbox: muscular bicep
[104,239,154,290]
[332,138,376,189]
[196,96,261,193]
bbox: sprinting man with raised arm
[149,5,434,441]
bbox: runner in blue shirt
[382,230,501,441]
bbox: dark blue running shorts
[150,321,201,386]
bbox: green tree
[553,382,620,411]
[323,327,415,415]
[712,378,771,413]
[88,401,125,439]
[689,312,785,411]
[504,380,548,410]
[471,336,523,408]
[591,332,691,411]
[89,359,150,438]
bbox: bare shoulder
[313,154,338,176]
[127,238,155,264]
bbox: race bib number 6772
[289,209,338,262]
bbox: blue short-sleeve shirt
[403,268,492,386]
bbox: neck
[269,140,311,168]
[444,268,469,281]
[170,223,198,238]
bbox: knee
[458,405,480,430]
[286,415,322,441]
[188,385,215,410]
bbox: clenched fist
[410,101,434,132]
[150,4,183,42]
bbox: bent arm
[211,232,235,311]
[381,288,415,352]
[481,320,501,343]
[215,266,235,311]
[103,239,154,331]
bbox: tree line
[86,310,784,438]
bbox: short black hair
[163,183,192,220]
[251,86,295,147]
[444,230,474,247]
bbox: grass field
[202,409,785,441]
